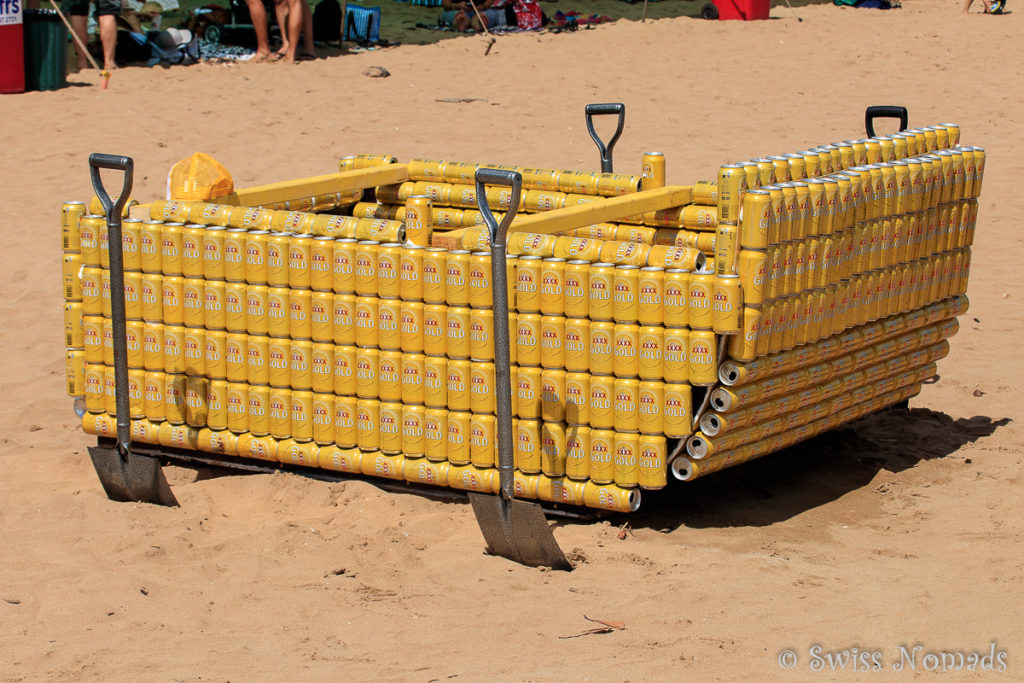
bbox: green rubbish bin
[24,9,67,92]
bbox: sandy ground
[1,1,1022,679]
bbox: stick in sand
[642,0,649,23]
[47,0,111,88]
[783,0,803,22]
[469,0,493,35]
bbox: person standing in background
[274,0,316,62]
[64,0,119,71]
[243,0,273,60]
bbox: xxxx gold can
[353,240,378,297]
[511,366,539,420]
[421,248,447,304]
[446,306,471,359]
[400,353,425,405]
[663,382,692,438]
[587,262,615,321]
[142,371,166,421]
[641,152,667,191]
[446,358,471,412]
[689,329,718,386]
[288,288,312,341]
[565,372,589,426]
[219,227,245,283]
[404,195,433,247]
[241,285,269,337]
[138,220,163,274]
[613,323,640,378]
[377,351,402,402]
[638,436,667,490]
[354,295,379,348]
[61,201,86,252]
[588,429,615,484]
[612,265,640,324]
[78,215,103,267]
[285,390,312,441]
[563,317,589,373]
[159,224,183,276]
[712,274,742,334]
[539,258,566,316]
[565,425,591,480]
[245,385,270,436]
[64,301,84,348]
[515,255,542,313]
[224,381,248,432]
[613,433,640,488]
[468,308,493,361]
[663,269,689,328]
[328,237,357,294]
[330,395,356,447]
[613,378,640,433]
[469,414,496,469]
[203,280,226,331]
[376,298,401,351]
[588,321,614,377]
[540,369,566,422]
[395,245,425,305]
[401,300,425,354]
[375,242,402,300]
[66,349,86,397]
[638,381,664,436]
[688,270,714,329]
[468,251,492,309]
[332,344,355,396]
[563,260,590,318]
[355,346,379,399]
[637,326,664,381]
[516,313,541,367]
[400,404,426,456]
[161,325,186,375]
[125,320,144,369]
[423,408,448,461]
[244,334,269,386]
[120,219,143,273]
[62,253,84,302]
[204,379,228,430]
[204,330,227,379]
[740,189,772,250]
[738,249,767,307]
[717,164,748,223]
[289,339,314,391]
[714,222,739,275]
[540,422,567,477]
[423,304,447,357]
[588,374,615,430]
[307,291,333,344]
[159,275,183,326]
[310,343,334,394]
[223,282,247,333]
[447,410,472,465]
[141,322,164,371]
[515,419,542,473]
[539,315,565,370]
[378,401,403,453]
[445,250,471,307]
[662,326,690,382]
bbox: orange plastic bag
[167,153,234,201]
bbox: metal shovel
[86,153,178,507]
[584,102,626,173]
[864,105,909,137]
[466,168,571,571]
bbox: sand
[1,1,1022,678]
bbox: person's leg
[453,10,469,31]
[300,0,315,57]
[246,0,272,57]
[284,0,303,61]
[273,0,290,56]
[98,14,117,70]
[963,0,974,11]
[69,14,90,69]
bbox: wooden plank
[507,186,694,236]
[218,164,411,207]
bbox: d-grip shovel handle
[474,168,522,500]
[89,153,135,452]
[865,105,909,138]
[585,102,626,173]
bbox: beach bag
[313,0,342,42]
[513,0,543,29]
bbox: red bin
[714,0,770,20]
[0,0,25,94]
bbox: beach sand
[1,1,1022,678]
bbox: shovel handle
[475,168,522,500]
[585,102,626,173]
[864,105,908,138]
[89,153,135,453]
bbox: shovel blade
[468,492,571,570]
[87,445,179,507]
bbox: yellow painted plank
[508,186,694,236]
[219,164,411,207]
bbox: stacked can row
[80,412,641,513]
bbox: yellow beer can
[717,164,748,223]
[159,223,183,276]
[469,414,496,469]
[398,244,425,303]
[423,355,447,408]
[287,288,312,341]
[637,326,664,381]
[638,435,668,490]
[120,218,143,273]
[65,349,86,397]
[514,254,541,313]
[588,321,614,376]
[354,295,379,348]
[288,389,314,441]
[689,330,718,386]
[377,350,402,402]
[663,268,689,328]
[222,380,248,432]
[688,269,714,329]
[588,374,615,430]
[422,304,447,357]
[470,361,495,414]
[467,251,492,309]
[329,237,357,294]
[220,227,246,283]
[613,433,640,488]
[244,384,270,436]
[516,366,542,420]
[125,320,144,369]
[398,404,426,457]
[61,201,86,252]
[376,298,401,351]
[539,258,567,316]
[563,317,590,373]
[540,422,567,477]
[221,281,246,333]
[565,425,591,480]
[612,323,640,378]
[141,321,164,371]
[204,378,229,432]
[468,308,493,361]
[612,265,640,323]
[515,313,541,367]
[663,382,692,438]
[351,240,378,297]
[444,250,471,307]
[421,248,447,305]
[446,410,472,465]
[160,324,185,375]
[202,280,226,331]
[446,358,471,412]
[539,368,566,422]
[310,343,334,394]
[712,274,742,334]
[564,372,589,426]
[142,370,166,421]
[613,378,640,433]
[355,346,380,399]
[62,253,84,303]
[587,262,615,321]
[356,398,380,451]
[445,305,471,359]
[377,401,403,453]
[269,287,293,339]
[563,260,590,318]
[515,419,542,473]
[266,337,291,388]
[329,394,356,447]
[160,275,185,326]
[539,315,565,370]
[78,215,103,267]
[586,429,615,484]
[423,408,448,461]
[285,233,312,290]
[398,300,425,354]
